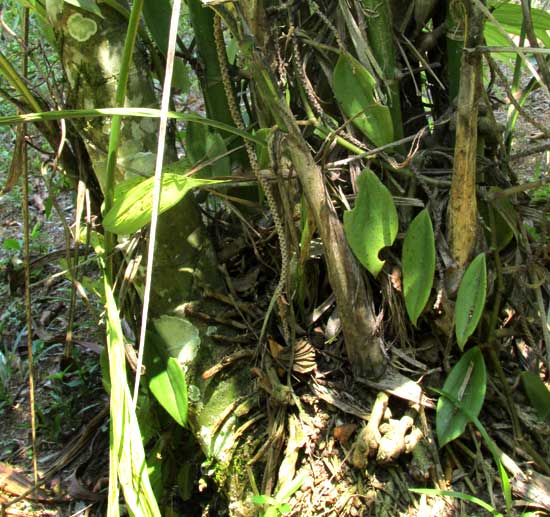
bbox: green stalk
[361,0,403,139]
[0,107,264,144]
[103,0,145,278]
[187,0,234,126]
[0,49,44,113]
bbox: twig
[466,46,550,55]
[520,0,550,91]
[486,54,550,139]
[487,175,550,200]
[510,142,550,161]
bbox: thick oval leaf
[436,346,486,447]
[343,169,398,277]
[333,54,394,147]
[402,209,435,326]
[145,317,198,427]
[153,316,200,367]
[103,173,222,235]
[455,253,487,349]
[521,371,550,422]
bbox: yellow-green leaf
[333,53,394,147]
[343,168,398,277]
[148,358,188,427]
[402,209,435,326]
[103,173,222,235]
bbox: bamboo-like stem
[133,0,182,406]
[361,0,403,140]
[187,0,234,126]
[103,0,145,279]
[0,107,264,143]
[447,0,484,271]
[20,7,38,488]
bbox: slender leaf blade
[402,209,435,326]
[104,280,160,516]
[436,346,486,447]
[455,253,487,349]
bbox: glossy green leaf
[436,346,486,447]
[333,54,394,147]
[455,253,487,350]
[167,358,188,426]
[143,0,172,54]
[103,173,223,234]
[343,168,398,277]
[148,357,188,427]
[521,371,550,422]
[104,280,160,516]
[402,209,435,326]
[148,316,197,427]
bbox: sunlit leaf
[436,346,486,447]
[402,209,435,326]
[333,53,394,147]
[149,358,188,427]
[147,316,197,427]
[455,253,487,350]
[521,371,550,422]
[343,168,398,277]
[103,173,223,234]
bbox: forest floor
[0,76,549,516]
